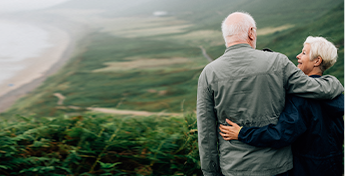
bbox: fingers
[223,137,232,140]
[219,128,227,133]
[219,132,234,141]
[226,119,240,128]
[219,132,225,137]
[219,132,228,138]
[219,124,240,141]
[219,124,234,131]
[219,132,230,137]
[226,119,234,125]
[219,125,229,132]
[219,130,234,137]
[219,121,240,141]
[219,124,237,134]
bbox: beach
[0,21,74,113]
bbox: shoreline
[0,25,75,113]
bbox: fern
[0,113,201,175]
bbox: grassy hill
[264,3,344,82]
[2,0,343,117]
[0,0,343,175]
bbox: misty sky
[0,0,70,12]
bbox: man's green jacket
[197,44,343,176]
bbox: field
[3,34,206,116]
[3,0,343,117]
[0,0,343,175]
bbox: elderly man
[197,12,343,176]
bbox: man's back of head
[221,12,257,48]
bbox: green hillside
[2,0,343,117]
[0,0,343,175]
[265,3,344,82]
[136,0,343,30]
[54,0,341,29]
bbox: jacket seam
[209,70,281,85]
[221,161,293,175]
[202,86,219,173]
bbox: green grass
[3,34,207,117]
[2,0,343,118]
[0,113,200,175]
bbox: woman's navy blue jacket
[238,76,344,175]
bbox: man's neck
[226,41,254,48]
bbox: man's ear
[314,56,323,67]
[248,27,255,40]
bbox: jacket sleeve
[321,94,344,117]
[282,56,343,99]
[197,70,221,176]
[238,96,307,149]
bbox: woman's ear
[314,56,323,67]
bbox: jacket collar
[309,75,321,78]
[225,43,252,53]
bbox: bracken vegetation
[0,113,201,176]
[0,1,343,175]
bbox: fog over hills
[46,0,342,28]
[0,0,343,116]
[0,0,340,42]
[6,0,342,29]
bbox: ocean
[0,20,52,87]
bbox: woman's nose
[296,53,301,59]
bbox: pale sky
[0,0,70,12]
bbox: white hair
[221,12,256,45]
[304,36,338,72]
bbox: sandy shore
[0,24,74,113]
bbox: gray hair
[221,12,256,45]
[304,36,337,72]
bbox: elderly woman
[219,36,344,176]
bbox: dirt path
[199,46,213,62]
[53,93,66,105]
[87,107,182,117]
[54,95,182,117]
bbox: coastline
[0,25,75,113]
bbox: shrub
[0,113,201,176]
